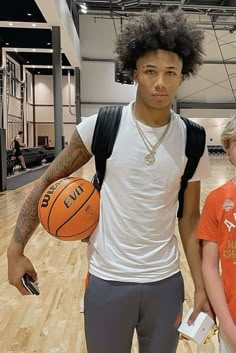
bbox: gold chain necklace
[133,112,171,166]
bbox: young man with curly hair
[7,9,212,353]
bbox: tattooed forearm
[13,129,92,247]
[42,130,92,185]
[13,183,43,245]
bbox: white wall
[35,123,75,147]
[35,75,54,105]
[36,124,54,146]
[63,123,76,143]
[8,96,21,118]
[177,64,235,103]
[34,74,77,144]
[79,15,120,59]
[35,105,78,123]
[26,104,34,123]
[26,71,33,105]
[79,15,135,115]
[180,109,233,145]
[27,122,34,147]
[80,61,136,104]
[35,74,75,106]
[181,109,236,120]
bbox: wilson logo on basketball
[41,179,66,208]
[38,177,100,241]
[64,185,84,208]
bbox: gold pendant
[145,153,155,165]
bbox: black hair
[18,131,23,134]
[115,9,205,79]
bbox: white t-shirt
[76,102,210,283]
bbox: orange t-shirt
[197,180,236,323]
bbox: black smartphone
[21,273,40,295]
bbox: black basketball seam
[56,218,99,239]
[46,177,83,233]
[55,187,97,236]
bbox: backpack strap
[91,108,205,218]
[91,105,123,190]
[177,117,206,218]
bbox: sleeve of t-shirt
[196,192,218,242]
[76,114,98,155]
[189,144,211,182]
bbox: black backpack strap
[91,105,123,190]
[177,117,206,218]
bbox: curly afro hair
[115,9,205,79]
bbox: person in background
[197,116,236,353]
[11,131,29,172]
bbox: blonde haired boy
[197,116,236,353]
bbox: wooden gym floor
[0,156,231,353]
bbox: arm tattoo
[13,130,92,246]
[14,190,41,245]
[43,130,92,184]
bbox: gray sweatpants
[84,272,184,353]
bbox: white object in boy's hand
[178,307,215,345]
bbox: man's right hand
[8,252,38,295]
[7,129,92,296]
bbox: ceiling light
[47,42,51,45]
[5,42,9,46]
[9,22,13,26]
[27,13,32,16]
[79,2,87,13]
[32,23,37,27]
[32,49,36,52]
[37,71,40,74]
[26,61,30,64]
[14,48,18,52]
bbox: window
[6,59,17,97]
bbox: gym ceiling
[0,0,236,85]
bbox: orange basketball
[38,177,100,241]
